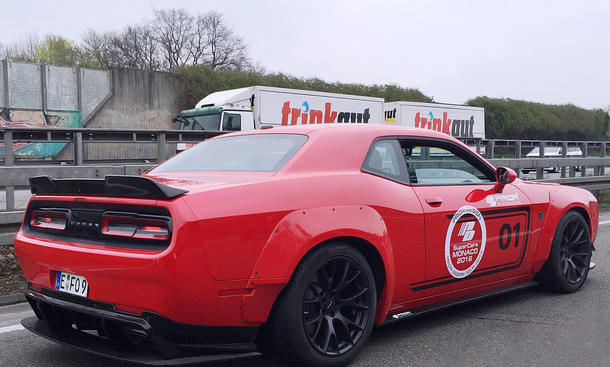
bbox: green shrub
[468,97,609,140]
[178,65,432,110]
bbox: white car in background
[522,146,583,173]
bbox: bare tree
[82,30,119,69]
[2,9,254,71]
[200,12,250,70]
[119,26,162,70]
[152,8,195,69]
[0,34,40,62]
[150,9,251,70]
[83,27,161,70]
[188,14,211,65]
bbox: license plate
[55,271,89,297]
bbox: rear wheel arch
[271,235,393,326]
[299,236,387,300]
[258,240,379,365]
[246,206,395,325]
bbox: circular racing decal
[444,206,486,279]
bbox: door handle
[425,197,443,207]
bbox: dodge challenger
[14,125,597,366]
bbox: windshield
[151,134,308,173]
[182,113,221,130]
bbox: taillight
[30,210,68,231]
[101,214,170,241]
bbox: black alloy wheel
[537,210,592,293]
[302,257,371,356]
[258,243,377,367]
[558,216,592,284]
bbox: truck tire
[536,211,592,293]
[259,242,377,366]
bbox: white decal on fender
[445,206,486,279]
[486,194,519,207]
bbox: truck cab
[174,107,255,151]
[175,106,254,132]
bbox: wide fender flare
[247,205,395,324]
[534,188,597,266]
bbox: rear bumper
[23,288,261,365]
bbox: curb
[0,293,26,307]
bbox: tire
[536,211,592,293]
[259,242,377,367]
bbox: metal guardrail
[1,127,224,166]
[534,175,610,191]
[1,127,610,246]
[465,138,608,179]
[0,127,222,211]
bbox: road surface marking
[599,220,610,226]
[0,324,24,334]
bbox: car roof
[215,124,478,174]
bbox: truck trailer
[175,86,385,132]
[384,101,485,139]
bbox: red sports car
[15,125,597,366]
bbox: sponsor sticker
[486,193,519,207]
[444,206,487,278]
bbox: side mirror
[494,166,517,192]
[172,116,188,129]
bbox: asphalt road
[1,213,609,367]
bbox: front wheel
[259,243,377,366]
[537,211,592,293]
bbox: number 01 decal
[499,223,520,250]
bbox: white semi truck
[384,101,485,139]
[174,86,385,132]
[174,87,485,150]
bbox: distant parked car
[522,146,583,173]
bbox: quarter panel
[248,205,396,324]
[249,205,390,280]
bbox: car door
[361,139,427,303]
[400,138,533,293]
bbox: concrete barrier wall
[57,68,185,161]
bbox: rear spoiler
[29,175,188,200]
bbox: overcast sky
[2,0,609,109]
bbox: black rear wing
[29,175,188,200]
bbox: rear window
[151,134,308,173]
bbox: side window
[223,113,241,131]
[400,141,493,185]
[363,139,406,182]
